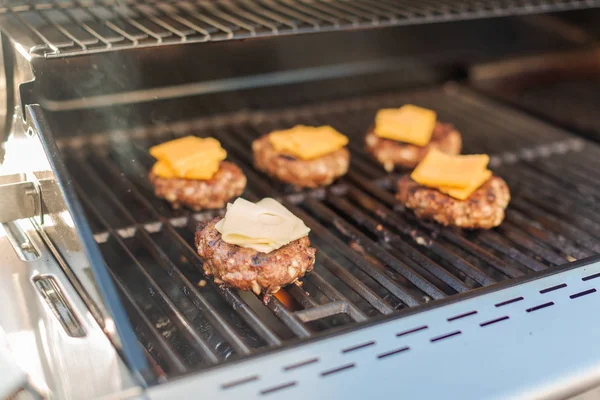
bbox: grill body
[1,2,600,399]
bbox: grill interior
[3,0,599,57]
[482,76,600,143]
[58,86,600,380]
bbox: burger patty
[252,135,350,188]
[195,218,316,295]
[149,161,246,211]
[365,122,462,171]
[396,175,510,229]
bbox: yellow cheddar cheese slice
[268,125,348,160]
[149,136,227,180]
[151,160,176,178]
[411,149,490,189]
[150,136,221,160]
[374,105,437,146]
[437,169,492,200]
[167,149,226,180]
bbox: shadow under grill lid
[59,86,597,380]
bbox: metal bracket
[0,174,40,223]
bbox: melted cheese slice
[437,169,492,200]
[374,105,437,146]
[151,160,176,178]
[215,197,310,253]
[150,136,227,180]
[269,125,348,160]
[150,136,222,160]
[411,149,490,189]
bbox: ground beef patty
[396,175,510,229]
[149,161,246,211]
[195,218,316,295]
[252,135,350,188]
[365,122,462,171]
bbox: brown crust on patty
[252,134,350,188]
[365,122,462,171]
[195,217,316,295]
[149,161,246,211]
[396,175,510,229]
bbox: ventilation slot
[377,346,410,359]
[526,302,555,312]
[342,341,375,353]
[569,289,597,299]
[283,358,319,371]
[540,283,567,294]
[259,381,297,395]
[582,272,600,281]
[447,311,477,322]
[495,297,524,307]
[221,375,259,390]
[396,325,428,337]
[430,331,462,343]
[320,363,356,377]
[480,316,509,327]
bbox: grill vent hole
[342,341,376,353]
[539,283,567,294]
[320,363,356,377]
[396,325,428,337]
[582,273,600,281]
[430,330,462,343]
[526,302,554,312]
[221,375,259,390]
[447,310,477,322]
[495,296,524,307]
[569,289,597,299]
[377,346,410,359]
[259,381,297,395]
[480,316,509,327]
[283,358,320,371]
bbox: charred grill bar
[57,86,598,379]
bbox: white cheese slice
[215,197,310,253]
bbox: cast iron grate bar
[59,86,600,379]
[80,150,293,346]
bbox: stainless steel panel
[22,105,154,384]
[0,179,39,223]
[148,259,600,400]
[0,219,140,399]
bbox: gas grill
[2,1,600,399]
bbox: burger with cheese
[148,136,247,211]
[195,197,316,299]
[365,104,462,171]
[252,125,350,188]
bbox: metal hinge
[0,174,40,224]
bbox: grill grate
[60,86,598,380]
[2,0,600,58]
